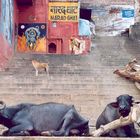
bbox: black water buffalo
[96,94,138,137]
[0,101,89,136]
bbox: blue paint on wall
[122,9,134,18]
[0,0,13,46]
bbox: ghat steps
[0,37,139,139]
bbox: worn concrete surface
[0,36,140,139]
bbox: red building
[0,0,91,68]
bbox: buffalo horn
[0,101,6,110]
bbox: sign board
[49,2,79,22]
[122,9,134,18]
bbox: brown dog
[32,60,49,76]
[125,58,138,71]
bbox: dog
[32,60,49,76]
[125,58,138,72]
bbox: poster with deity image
[17,23,46,53]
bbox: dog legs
[45,67,49,77]
[35,69,38,76]
[35,67,49,77]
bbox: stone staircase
[0,36,140,139]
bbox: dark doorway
[80,8,92,20]
[48,43,56,53]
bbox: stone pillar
[134,0,140,23]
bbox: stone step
[0,72,116,77]
[0,89,95,96]
[0,88,138,96]
[1,92,140,102]
[0,79,134,85]
[0,75,135,84]
[0,136,137,140]
[1,71,115,76]
[0,76,135,86]
[0,84,95,90]
[0,85,139,99]
[6,65,116,69]
[9,58,131,68]
[0,36,139,139]
[6,64,118,71]
[4,56,124,64]
[12,54,90,60]
[5,69,117,74]
[1,66,117,71]
[0,78,135,86]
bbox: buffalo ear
[110,102,118,108]
[130,96,134,102]
[0,101,6,110]
[129,95,134,103]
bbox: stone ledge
[0,137,139,140]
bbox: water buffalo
[96,94,138,137]
[0,101,89,136]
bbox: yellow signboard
[48,2,79,22]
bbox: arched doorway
[48,43,56,53]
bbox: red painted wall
[17,0,91,55]
[0,35,12,69]
[48,22,78,54]
[18,0,47,23]
[0,0,18,69]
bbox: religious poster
[69,37,86,54]
[48,1,79,22]
[17,23,46,52]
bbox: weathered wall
[17,0,90,55]
[81,0,135,36]
[129,0,140,41]
[1,0,88,56]
[0,0,17,69]
[81,0,134,5]
[135,0,140,23]
[18,0,47,23]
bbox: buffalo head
[111,94,134,117]
[0,101,6,124]
[0,101,6,110]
